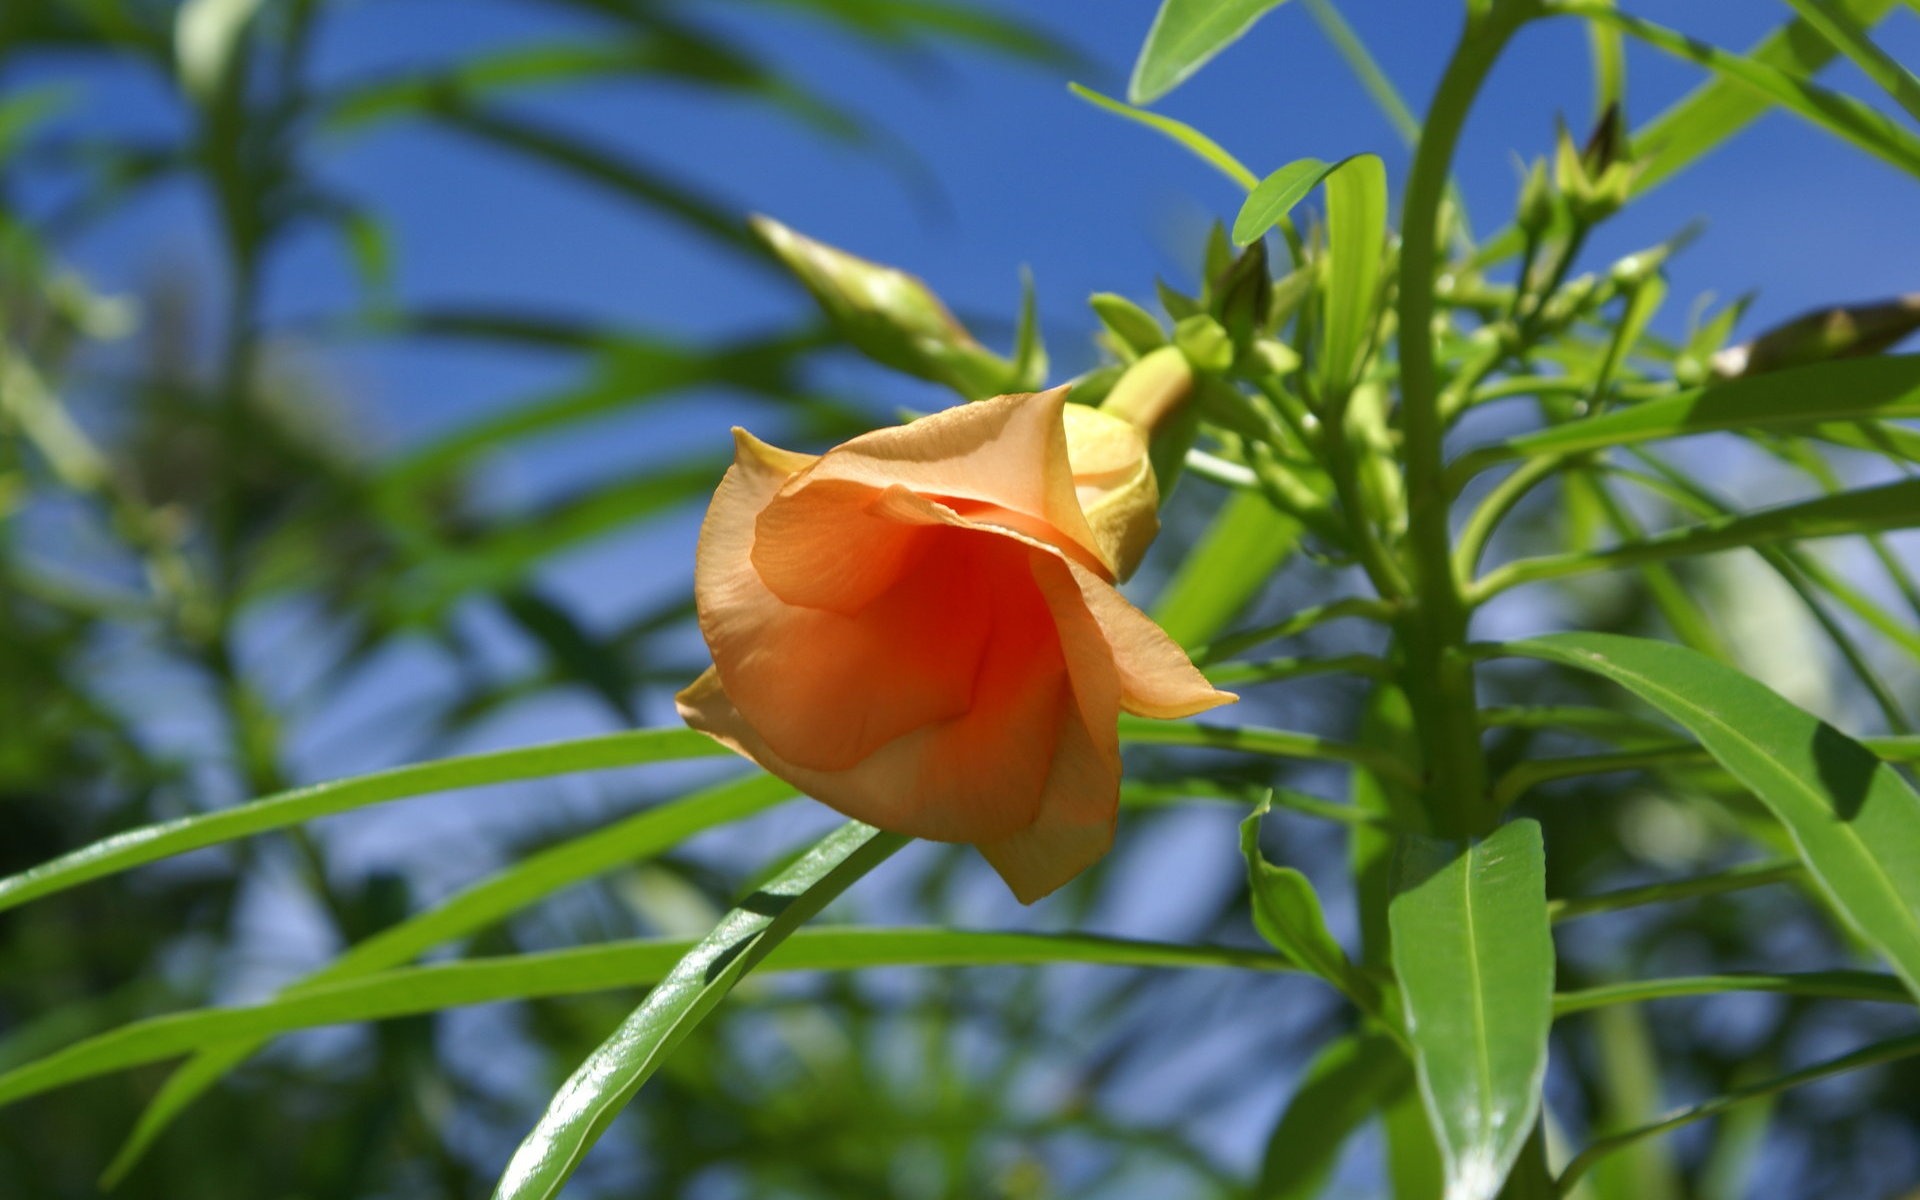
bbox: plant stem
[1394,6,1529,836]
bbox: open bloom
[677,388,1234,902]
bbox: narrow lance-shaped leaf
[0,729,731,915]
[1321,153,1387,398]
[1476,476,1920,599]
[1233,156,1348,246]
[1627,0,1903,194]
[0,927,1296,1112]
[99,773,798,1187]
[1258,1033,1411,1200]
[1068,83,1258,190]
[1129,0,1298,104]
[1505,633,1920,1000]
[491,821,907,1200]
[1152,489,1306,648]
[1449,355,1920,485]
[1242,794,1376,1011]
[1554,0,1920,184]
[1390,819,1554,1200]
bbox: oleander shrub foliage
[9,0,1920,1196]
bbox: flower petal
[976,554,1126,903]
[1064,559,1237,719]
[696,446,999,773]
[790,388,1116,577]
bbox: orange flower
[677,388,1235,902]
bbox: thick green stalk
[1393,7,1529,836]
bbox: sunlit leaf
[1389,819,1554,1200]
[1506,633,1920,1000]
[490,823,899,1200]
[1233,155,1345,246]
[1129,0,1297,104]
[1321,153,1387,397]
[1068,83,1259,190]
[0,730,731,914]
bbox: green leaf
[0,729,731,914]
[1089,292,1167,357]
[1556,1,1920,184]
[1321,153,1387,397]
[1068,83,1258,190]
[1627,0,1904,193]
[0,927,1296,1112]
[1784,0,1920,126]
[1301,0,1419,144]
[1120,716,1423,787]
[491,822,906,1199]
[1152,490,1307,648]
[173,0,261,99]
[431,105,769,266]
[1389,819,1554,1200]
[1556,1030,1920,1194]
[1129,0,1297,104]
[1505,633,1920,1001]
[1450,355,1920,484]
[1475,475,1920,599]
[1258,1033,1410,1199]
[1241,795,1374,1008]
[1233,156,1345,245]
[98,773,797,1186]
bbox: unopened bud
[1173,314,1234,373]
[1712,295,1920,379]
[1212,240,1272,349]
[751,215,1016,398]
[1063,403,1158,580]
[1516,158,1555,237]
[1097,345,1198,504]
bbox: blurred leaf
[1479,475,1920,598]
[490,822,907,1200]
[431,105,769,266]
[1620,0,1908,192]
[0,926,1297,1112]
[1452,356,1920,481]
[1783,0,1920,126]
[1258,1033,1410,1199]
[1302,0,1418,143]
[324,35,868,145]
[1090,292,1166,357]
[103,772,799,1185]
[499,587,639,721]
[1233,155,1344,246]
[0,730,730,914]
[1562,2,1920,183]
[1508,633,1920,1000]
[732,0,1080,67]
[1389,819,1553,1200]
[1068,83,1258,190]
[1556,1030,1920,1194]
[173,0,259,99]
[1129,0,1297,104]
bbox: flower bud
[1516,157,1556,237]
[1063,402,1159,580]
[1553,109,1637,224]
[1097,345,1197,502]
[1172,314,1234,373]
[751,215,1017,398]
[1211,241,1271,350]
[1711,294,1920,379]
